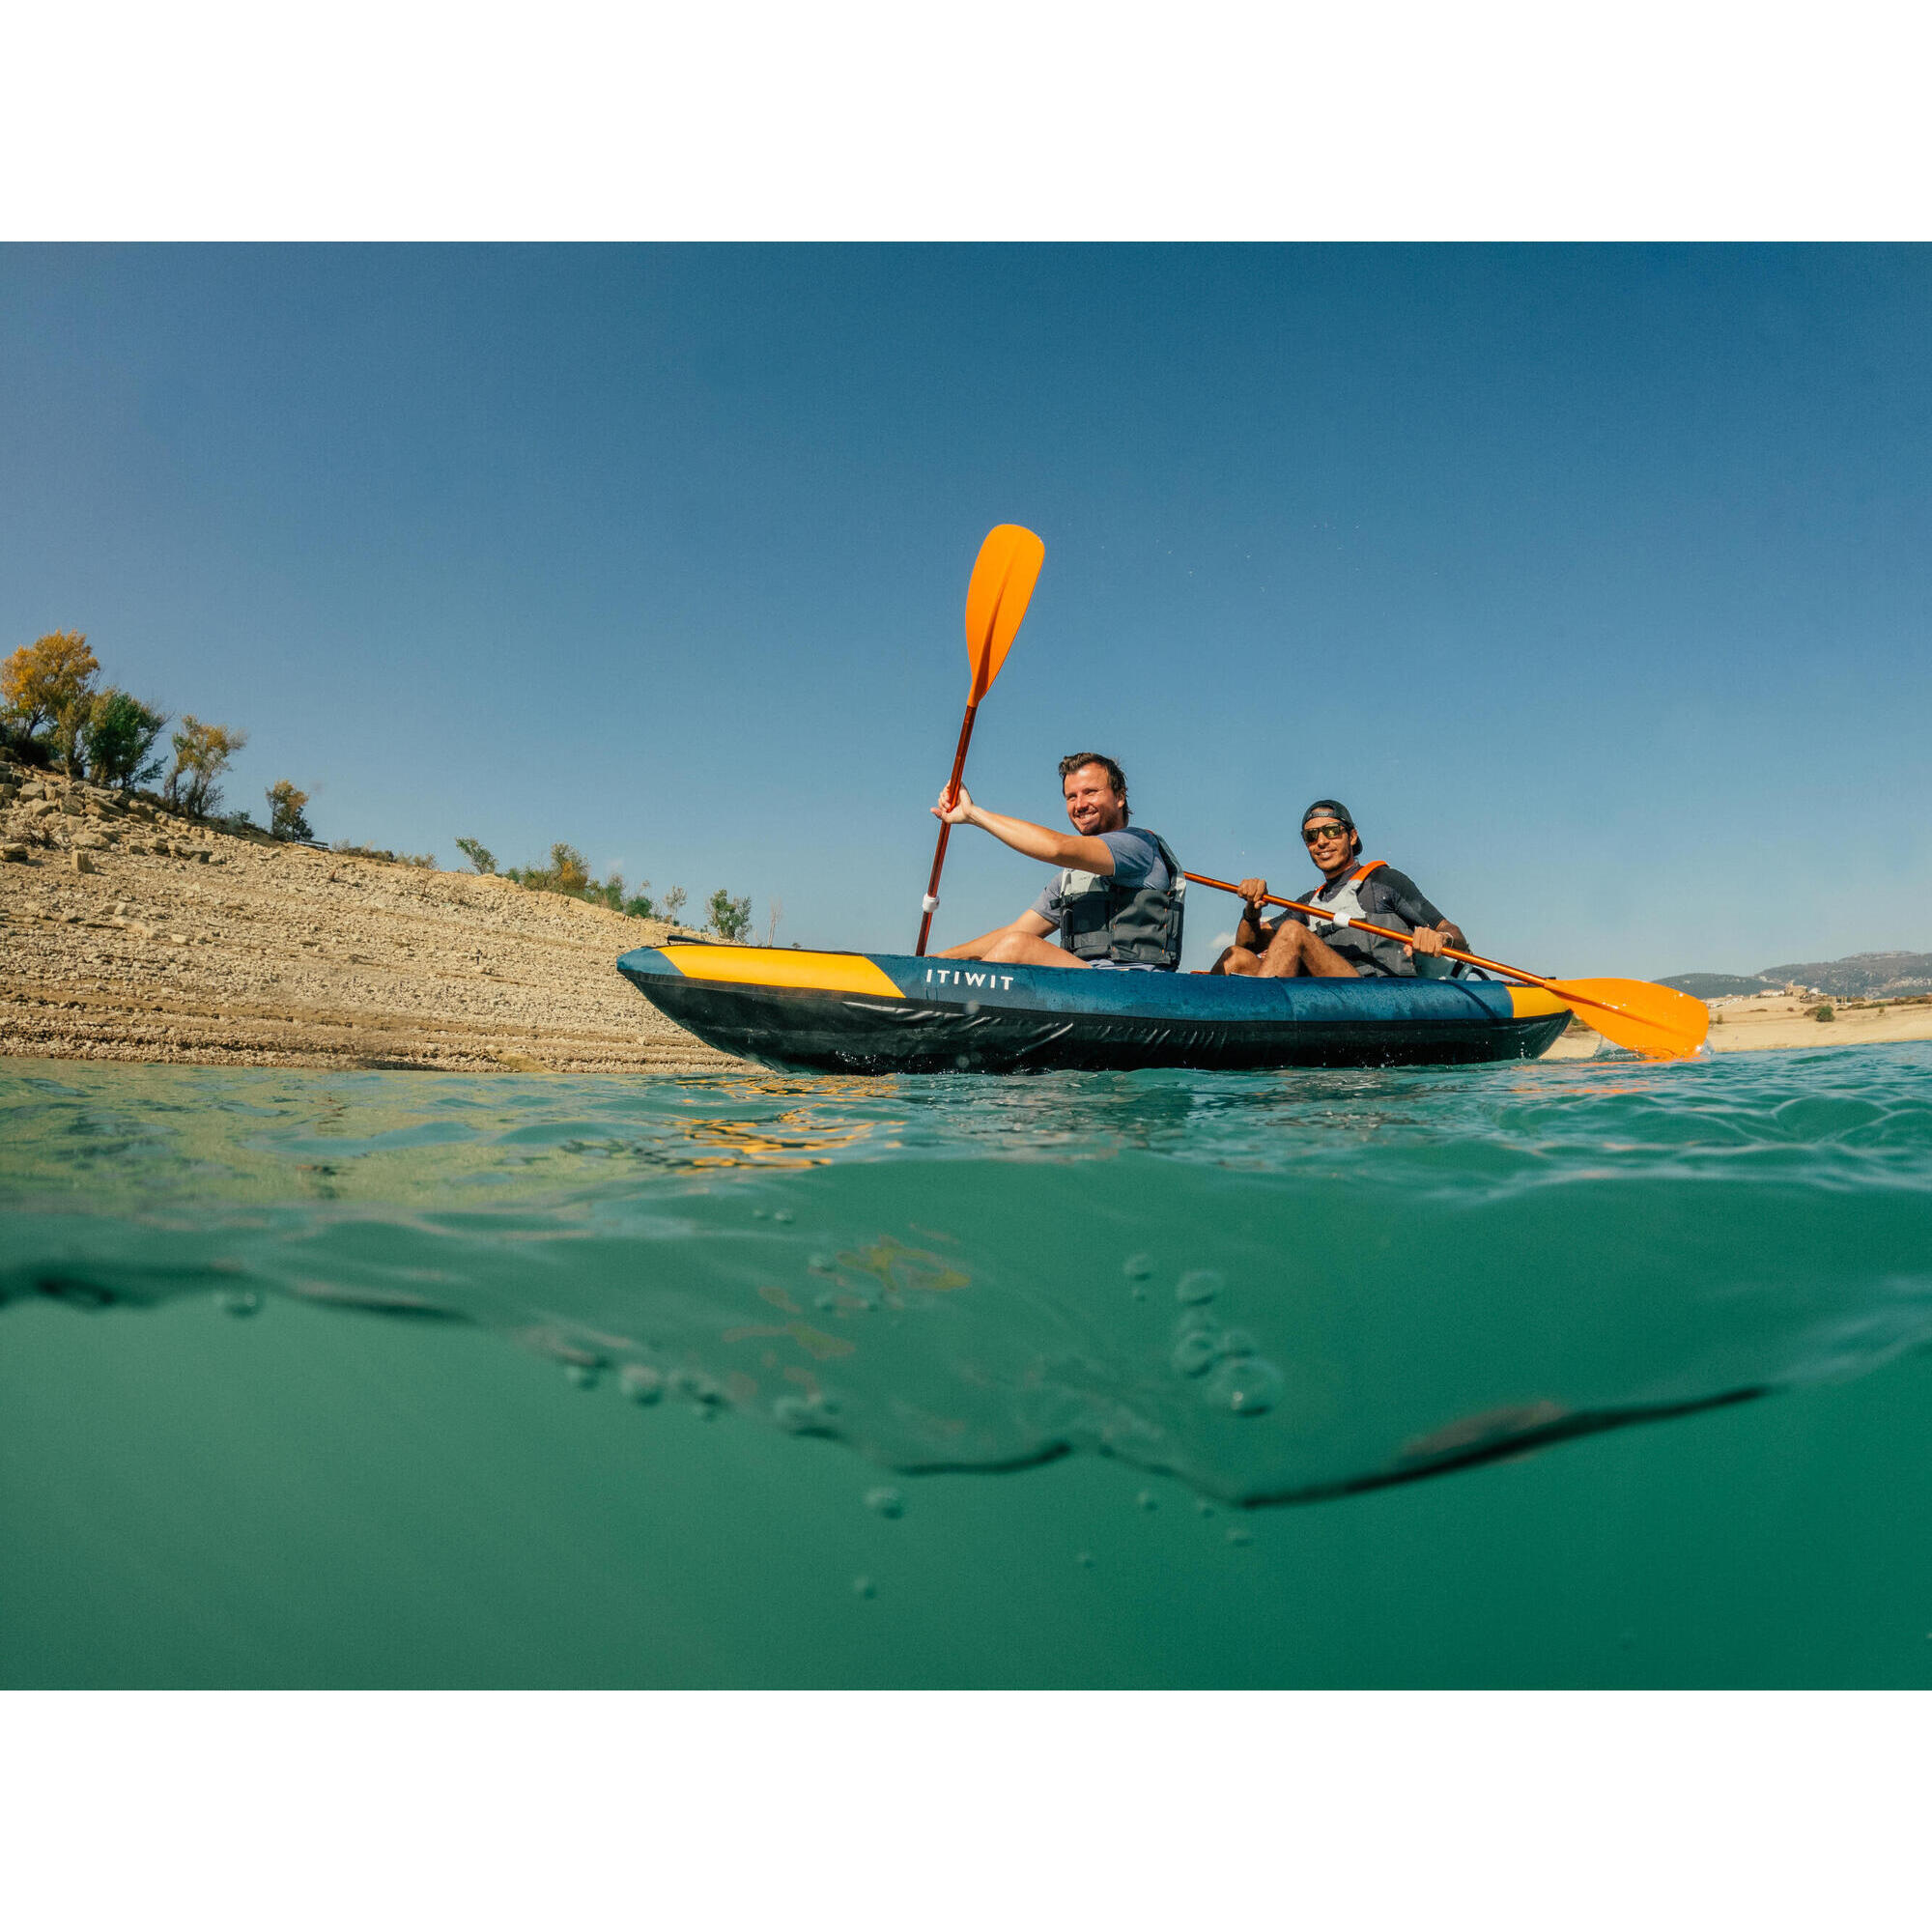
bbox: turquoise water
[5,1045,1932,1686]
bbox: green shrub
[331,841,436,868]
[455,837,496,875]
[83,690,169,789]
[1812,1004,1835,1022]
[502,844,685,920]
[708,888,753,942]
[507,841,591,895]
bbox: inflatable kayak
[616,943,1573,1074]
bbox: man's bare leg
[940,927,1090,969]
[1255,923,1357,979]
[1208,945,1263,976]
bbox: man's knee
[983,929,1042,964]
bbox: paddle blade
[1548,978,1711,1060]
[964,524,1045,701]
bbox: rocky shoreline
[0,758,744,1073]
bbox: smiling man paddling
[932,753,1186,971]
[1209,799,1468,979]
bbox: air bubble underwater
[1176,1268,1223,1305]
[620,1363,665,1405]
[865,1486,905,1519]
[1171,1329,1221,1378]
[673,1368,726,1417]
[1206,1355,1282,1418]
[773,1391,840,1435]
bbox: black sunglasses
[1302,822,1350,844]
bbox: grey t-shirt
[1030,828,1175,927]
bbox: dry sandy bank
[0,766,743,1073]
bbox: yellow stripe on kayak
[1507,986,1570,1019]
[657,946,904,998]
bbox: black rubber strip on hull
[623,974,1572,1074]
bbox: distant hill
[1660,952,1932,1000]
[1658,973,1780,1000]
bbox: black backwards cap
[1300,799,1354,830]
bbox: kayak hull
[616,945,1573,1074]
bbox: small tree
[708,888,753,942]
[622,883,655,918]
[82,690,169,789]
[267,780,314,841]
[2,631,99,762]
[660,886,687,924]
[164,715,247,817]
[455,837,497,874]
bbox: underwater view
[6,1044,1932,1688]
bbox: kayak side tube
[615,944,1573,1074]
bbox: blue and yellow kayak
[616,944,1573,1074]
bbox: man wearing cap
[1208,800,1468,979]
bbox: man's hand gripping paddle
[914,525,1046,955]
[1183,870,1710,1060]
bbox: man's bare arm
[1232,876,1273,952]
[932,784,1117,873]
[1408,921,1468,957]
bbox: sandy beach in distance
[6,760,1930,1073]
[1542,991,1932,1059]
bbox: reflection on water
[4,1047,1932,1505]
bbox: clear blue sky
[4,243,1928,976]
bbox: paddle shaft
[914,702,980,955]
[1181,869,1630,1020]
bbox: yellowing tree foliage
[1,631,99,753]
[267,779,314,841]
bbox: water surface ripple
[5,1046,1930,1505]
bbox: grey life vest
[1304,860,1453,979]
[1056,832,1187,970]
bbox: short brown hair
[1059,753,1128,820]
